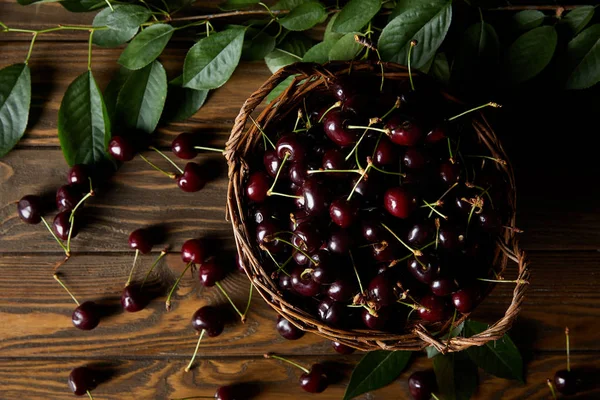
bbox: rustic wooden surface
[1,1,600,399]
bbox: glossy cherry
[290,266,320,297]
[256,220,285,253]
[385,114,423,146]
[246,171,271,203]
[53,211,79,240]
[68,366,97,396]
[276,315,305,340]
[108,136,136,162]
[299,363,329,393]
[373,135,398,166]
[452,286,480,314]
[329,198,358,228]
[430,278,458,297]
[68,164,91,187]
[198,258,227,287]
[276,134,306,162]
[17,194,43,224]
[418,294,450,322]
[327,229,353,254]
[408,370,437,400]
[317,297,346,327]
[289,161,310,185]
[121,284,150,312]
[264,149,284,177]
[171,132,198,159]
[362,307,390,330]
[181,238,206,264]
[323,110,357,147]
[331,77,357,101]
[439,161,461,185]
[72,301,100,330]
[425,124,447,144]
[407,223,434,247]
[129,228,154,254]
[403,148,430,169]
[192,305,224,337]
[56,184,83,212]
[278,273,294,291]
[177,162,206,192]
[438,224,465,250]
[301,177,330,216]
[311,251,338,284]
[327,278,357,302]
[332,341,356,354]
[215,384,256,400]
[292,221,323,253]
[554,370,579,395]
[477,210,502,234]
[384,187,418,219]
[367,272,398,306]
[408,254,441,284]
[322,148,347,171]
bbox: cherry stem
[397,300,421,311]
[447,137,455,163]
[381,97,401,120]
[185,329,205,372]
[407,39,417,91]
[345,128,369,161]
[547,378,558,400]
[53,273,80,306]
[477,277,530,285]
[193,146,225,154]
[347,125,389,134]
[266,153,290,196]
[422,200,448,220]
[262,246,291,277]
[125,249,140,287]
[267,191,302,199]
[165,261,193,311]
[139,154,177,179]
[431,394,440,400]
[307,168,361,175]
[347,161,372,201]
[349,251,365,294]
[466,154,507,165]
[243,283,253,318]
[381,223,422,256]
[141,249,168,288]
[447,102,502,122]
[69,189,94,223]
[249,116,276,150]
[271,237,319,266]
[215,281,246,323]
[264,354,310,374]
[565,326,571,372]
[293,108,302,132]
[150,146,184,174]
[41,217,69,256]
[86,390,94,400]
[429,182,458,218]
[369,163,405,177]
[318,101,342,123]
[435,218,441,250]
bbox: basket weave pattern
[225,62,530,352]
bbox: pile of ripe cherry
[242,71,510,336]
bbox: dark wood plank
[0,251,598,357]
[0,353,598,399]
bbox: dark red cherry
[385,114,423,146]
[53,211,79,240]
[438,224,465,250]
[177,162,206,192]
[289,161,310,185]
[311,251,338,284]
[477,210,502,235]
[199,258,227,287]
[291,266,320,297]
[440,161,461,185]
[331,77,357,101]
[108,136,136,162]
[17,195,43,224]
[368,272,398,306]
[263,149,284,177]
[72,301,100,330]
[554,369,579,395]
[362,219,384,242]
[332,341,355,354]
[302,177,330,216]
[322,148,347,171]
[327,229,353,254]
[418,294,450,323]
[276,134,306,162]
[68,164,91,187]
[372,239,399,262]
[329,198,358,228]
[278,273,294,291]
[362,307,390,330]
[68,366,97,396]
[276,315,304,340]
[327,278,357,302]
[373,136,398,166]
[171,132,198,159]
[408,370,437,400]
[214,384,254,400]
[292,221,323,252]
[56,184,83,212]
[128,228,153,254]
[407,223,434,247]
[256,220,286,253]
[181,238,205,264]
[299,363,329,393]
[452,286,481,314]
[403,148,431,169]
[430,278,458,297]
[121,284,150,312]
[384,187,418,219]
[425,124,447,144]
[317,298,345,327]
[246,171,271,203]
[408,254,441,284]
[192,305,224,336]
[323,110,357,147]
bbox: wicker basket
[225,61,530,352]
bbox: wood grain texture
[0,251,598,358]
[0,353,598,400]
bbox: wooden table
[1,2,599,399]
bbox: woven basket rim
[224,61,530,352]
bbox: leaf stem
[165,9,289,23]
[87,30,94,71]
[53,274,80,306]
[150,146,184,174]
[104,0,114,11]
[185,329,205,372]
[165,261,193,311]
[25,33,38,64]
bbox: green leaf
[303,39,338,63]
[511,10,545,32]
[17,0,61,5]
[183,27,245,90]
[103,67,133,125]
[507,25,557,84]
[452,22,500,86]
[0,64,31,158]
[463,320,524,383]
[242,29,276,61]
[219,0,259,11]
[92,6,139,48]
[58,71,111,166]
[332,0,381,33]
[264,33,313,73]
[429,52,450,85]
[266,76,296,103]
[343,351,412,400]
[272,0,310,10]
[265,49,301,73]
[103,5,152,30]
[565,24,600,89]
[162,76,208,122]
[389,0,441,22]
[324,13,343,41]
[116,60,167,133]
[433,353,478,400]
[279,1,327,31]
[329,32,362,61]
[426,320,464,358]
[60,0,105,12]
[378,1,452,69]
[561,6,595,36]
[118,24,174,70]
